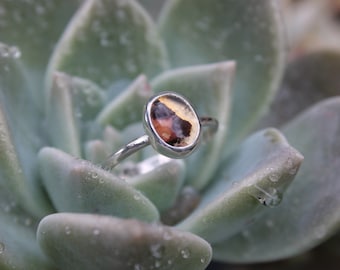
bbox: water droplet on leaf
[134,264,143,270]
[0,242,5,254]
[65,226,71,235]
[163,230,172,241]
[248,184,282,207]
[154,260,161,268]
[0,44,21,59]
[150,243,163,258]
[268,172,280,182]
[180,248,190,259]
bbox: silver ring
[101,92,218,170]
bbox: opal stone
[150,95,200,147]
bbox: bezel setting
[143,92,201,158]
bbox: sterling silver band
[101,116,218,170]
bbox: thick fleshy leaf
[177,128,303,245]
[257,50,340,128]
[0,212,54,270]
[0,0,82,106]
[96,75,153,129]
[152,61,235,189]
[126,155,186,211]
[0,47,51,216]
[38,213,212,270]
[47,72,104,156]
[48,0,168,91]
[38,147,159,222]
[159,0,285,155]
[212,97,340,262]
[48,73,81,156]
[0,105,36,215]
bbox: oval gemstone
[150,94,200,147]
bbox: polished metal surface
[101,92,218,170]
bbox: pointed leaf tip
[48,0,168,88]
[212,98,340,262]
[178,128,303,245]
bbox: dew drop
[154,260,161,268]
[134,264,143,270]
[248,184,282,207]
[0,44,21,59]
[232,181,240,187]
[35,5,46,15]
[93,228,100,236]
[65,226,71,235]
[133,194,141,201]
[0,242,5,254]
[162,230,172,241]
[180,248,190,259]
[268,172,280,183]
[91,172,98,179]
[200,257,206,264]
[315,226,326,240]
[9,46,21,58]
[150,243,163,259]
[285,158,299,175]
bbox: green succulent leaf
[177,128,303,245]
[257,50,340,128]
[47,72,105,156]
[159,0,284,155]
[0,49,52,216]
[128,155,185,211]
[0,0,82,106]
[0,213,54,270]
[48,73,81,157]
[38,147,159,222]
[48,0,168,91]
[96,75,153,129]
[212,97,340,262]
[0,105,36,216]
[152,61,235,189]
[84,140,110,164]
[38,213,212,270]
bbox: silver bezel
[143,92,201,159]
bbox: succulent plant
[0,0,339,269]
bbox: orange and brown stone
[150,95,199,147]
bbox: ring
[101,91,218,170]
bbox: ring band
[101,92,218,170]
